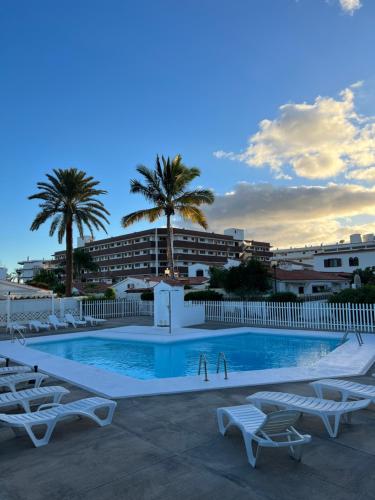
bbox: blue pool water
[30,333,342,380]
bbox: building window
[312,285,327,293]
[196,269,204,277]
[323,258,342,268]
[349,257,359,267]
[298,286,304,294]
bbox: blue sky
[1,0,375,272]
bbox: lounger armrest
[37,402,63,411]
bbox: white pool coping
[0,326,374,399]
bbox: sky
[1,0,375,272]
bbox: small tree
[224,260,271,297]
[352,267,375,285]
[104,288,116,300]
[209,266,228,288]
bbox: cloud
[339,0,362,14]
[346,167,375,180]
[214,84,375,180]
[205,182,375,247]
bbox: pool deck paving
[1,370,375,500]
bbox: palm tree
[29,168,110,296]
[121,155,214,276]
[73,247,99,280]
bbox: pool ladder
[341,329,363,346]
[198,352,229,382]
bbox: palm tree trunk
[65,217,73,297]
[166,215,175,277]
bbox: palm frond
[121,207,163,228]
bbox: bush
[329,285,375,304]
[267,292,299,303]
[184,290,223,301]
[141,290,154,301]
[104,288,116,300]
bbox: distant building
[224,228,272,265]
[274,269,351,296]
[0,267,7,281]
[16,258,54,283]
[274,233,375,272]
[54,227,242,284]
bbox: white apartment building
[16,258,53,283]
[274,233,375,273]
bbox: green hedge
[140,291,154,301]
[184,290,223,301]
[328,285,375,304]
[267,292,300,303]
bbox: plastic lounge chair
[0,373,49,392]
[29,320,51,332]
[64,314,87,328]
[0,386,70,412]
[6,323,27,334]
[247,391,371,438]
[217,404,311,468]
[311,379,375,402]
[0,366,31,376]
[0,397,117,447]
[84,315,107,326]
[48,315,68,330]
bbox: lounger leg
[243,435,260,468]
[217,409,232,436]
[320,414,341,438]
[20,400,32,412]
[24,422,56,447]
[88,402,117,426]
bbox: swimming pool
[31,332,341,380]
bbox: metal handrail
[216,352,228,380]
[198,353,209,382]
[342,329,363,346]
[11,329,26,346]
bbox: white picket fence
[0,297,79,326]
[190,300,375,333]
[82,299,153,319]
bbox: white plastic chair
[217,404,311,468]
[0,397,117,447]
[0,386,69,412]
[311,378,375,402]
[84,315,107,326]
[64,313,87,328]
[247,391,371,438]
[0,373,49,392]
[48,315,68,330]
[29,320,51,332]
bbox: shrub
[141,290,154,301]
[328,285,375,304]
[267,292,299,303]
[184,290,223,301]
[104,288,116,300]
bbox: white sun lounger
[29,320,51,332]
[311,378,375,403]
[247,391,371,438]
[217,404,311,467]
[6,322,27,334]
[0,373,49,392]
[0,386,70,412]
[84,315,107,326]
[48,315,68,330]
[0,366,31,376]
[64,313,87,328]
[0,397,117,447]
